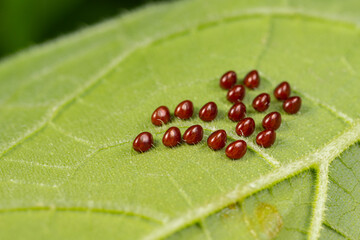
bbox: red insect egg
[243,70,260,89]
[227,84,245,103]
[207,130,227,151]
[262,112,282,130]
[274,81,291,100]
[151,106,171,126]
[225,140,247,160]
[236,117,255,137]
[162,127,182,148]
[228,102,246,122]
[183,125,203,145]
[220,71,237,89]
[256,130,276,148]
[199,102,218,122]
[283,96,302,114]
[252,93,270,112]
[174,100,194,120]
[133,132,153,153]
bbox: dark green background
[0,0,166,59]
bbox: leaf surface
[1,0,360,239]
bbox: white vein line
[96,140,132,151]
[0,41,151,158]
[0,10,356,158]
[49,122,96,148]
[58,140,133,188]
[202,125,280,167]
[314,123,360,166]
[7,179,59,188]
[308,161,330,240]
[199,221,214,240]
[76,97,108,114]
[0,8,357,229]
[261,72,354,125]
[0,61,72,105]
[340,56,356,75]
[293,87,354,124]
[0,102,52,109]
[0,202,169,224]
[166,173,212,240]
[143,122,360,240]
[247,141,280,167]
[2,158,74,170]
[227,131,280,167]
[167,174,193,206]
[1,42,107,106]
[144,160,313,240]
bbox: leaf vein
[1,11,359,161]
[143,122,360,240]
[308,161,330,240]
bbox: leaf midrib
[144,122,360,240]
[1,9,360,240]
[1,122,358,239]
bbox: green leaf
[1,0,360,239]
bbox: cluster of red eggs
[133,70,301,160]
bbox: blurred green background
[0,0,167,59]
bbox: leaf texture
[0,0,360,239]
